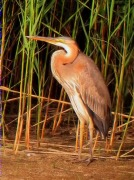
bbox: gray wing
[74,54,111,136]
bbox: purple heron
[27,36,111,163]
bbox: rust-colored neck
[50,43,79,83]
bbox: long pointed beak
[26,36,57,45]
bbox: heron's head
[26,36,79,54]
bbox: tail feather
[88,108,111,138]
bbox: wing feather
[73,54,111,136]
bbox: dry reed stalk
[41,77,54,139]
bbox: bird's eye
[58,39,65,43]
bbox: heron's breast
[68,91,89,123]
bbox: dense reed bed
[1,0,134,159]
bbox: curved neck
[51,44,79,84]
[55,42,79,64]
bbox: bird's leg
[88,125,94,162]
[78,121,84,160]
[80,120,94,165]
[73,121,94,165]
[75,121,80,152]
[93,131,99,151]
[105,137,110,152]
[72,120,84,163]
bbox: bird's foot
[71,156,95,165]
[82,157,94,165]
